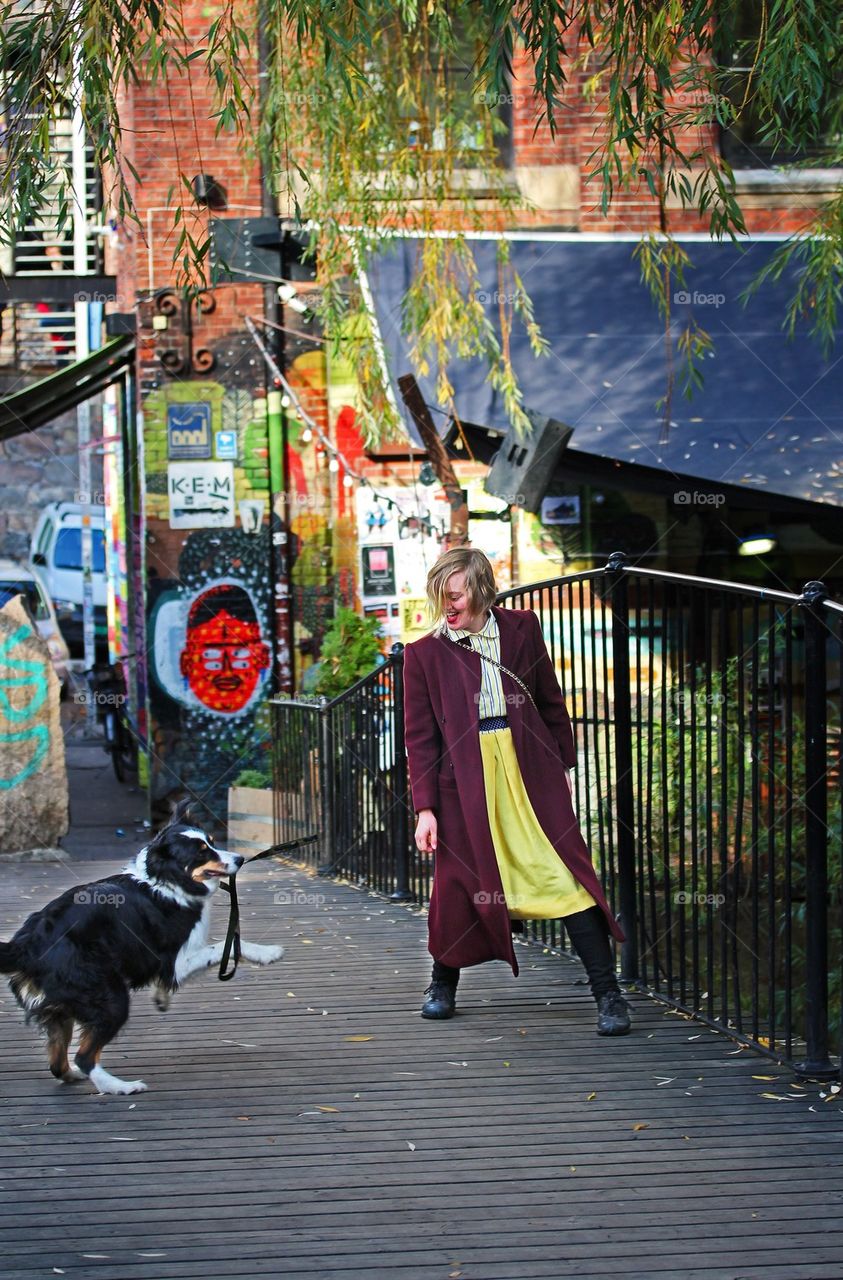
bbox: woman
[403,547,631,1035]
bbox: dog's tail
[0,941,20,973]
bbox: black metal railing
[271,554,842,1077]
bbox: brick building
[2,4,839,819]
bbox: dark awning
[0,334,135,443]
[364,235,843,507]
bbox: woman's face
[444,570,486,633]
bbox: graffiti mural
[0,597,68,850]
[146,526,273,819]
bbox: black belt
[479,715,509,733]
[218,835,318,981]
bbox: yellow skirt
[479,727,596,920]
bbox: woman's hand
[415,808,438,855]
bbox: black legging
[432,905,620,1000]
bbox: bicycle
[87,659,139,783]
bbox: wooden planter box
[227,786,274,855]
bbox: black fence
[271,554,843,1077]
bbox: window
[54,527,106,572]
[0,579,49,621]
[718,0,843,167]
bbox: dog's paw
[241,942,284,965]
[61,1065,87,1084]
[89,1065,148,1095]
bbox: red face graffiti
[179,586,270,714]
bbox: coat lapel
[493,605,528,675]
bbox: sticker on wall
[541,494,581,525]
[215,429,238,460]
[167,402,212,459]
[167,461,235,528]
[238,498,266,534]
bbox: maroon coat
[403,605,625,975]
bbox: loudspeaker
[484,410,572,513]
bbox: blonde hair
[426,547,497,627]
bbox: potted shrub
[227,766,273,855]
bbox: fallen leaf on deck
[315,1105,340,1113]
[586,1092,597,1101]
[632,1123,649,1131]
[448,1061,469,1067]
[485,1036,502,1042]
[759,1093,797,1101]
[300,939,313,945]
[236,1115,252,1121]
[344,1035,374,1042]
[654,1077,674,1086]
[406,1141,416,1151]
[752,1075,778,1081]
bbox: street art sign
[167,462,235,528]
[167,402,212,459]
[150,577,270,716]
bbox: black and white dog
[0,805,282,1094]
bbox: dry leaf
[236,1115,252,1121]
[752,1075,778,1081]
[300,939,313,945]
[518,1028,527,1036]
[569,1165,576,1171]
[503,1060,511,1067]
[315,1106,339,1113]
[633,1122,649,1131]
[344,1035,374,1042]
[587,1091,597,1101]
[406,1141,416,1151]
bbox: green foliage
[311,606,382,697]
[1,1,841,432]
[232,767,271,789]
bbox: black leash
[218,836,319,981]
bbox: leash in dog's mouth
[218,835,319,981]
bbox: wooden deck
[1,853,842,1280]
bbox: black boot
[421,960,459,1020]
[563,906,631,1036]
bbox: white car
[0,558,71,690]
[29,502,108,657]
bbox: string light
[244,314,448,541]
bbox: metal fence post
[390,642,414,902]
[796,581,836,1079]
[607,552,638,981]
[317,695,337,878]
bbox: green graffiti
[0,625,48,722]
[0,725,49,789]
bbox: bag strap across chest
[445,632,537,711]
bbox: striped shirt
[446,610,508,720]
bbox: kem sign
[167,462,235,529]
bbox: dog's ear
[168,796,194,827]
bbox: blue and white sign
[167,402,212,459]
[214,429,238,460]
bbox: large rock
[0,596,69,852]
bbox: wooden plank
[0,856,841,1280]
